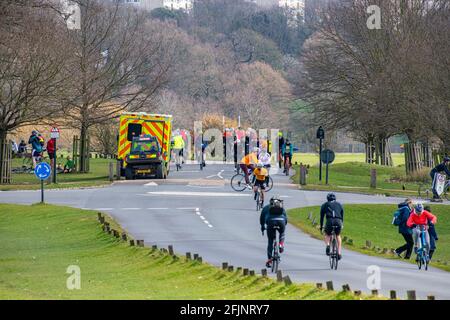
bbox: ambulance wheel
[125,167,134,180]
[156,164,164,179]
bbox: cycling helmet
[256,162,263,168]
[327,193,336,201]
[270,195,283,207]
[415,203,424,213]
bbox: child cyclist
[253,162,269,205]
[406,203,437,261]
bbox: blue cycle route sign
[35,162,52,181]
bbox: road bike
[443,179,450,201]
[329,225,339,270]
[415,225,430,271]
[173,149,182,171]
[255,184,264,211]
[284,155,291,176]
[230,170,273,192]
[270,225,281,273]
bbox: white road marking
[146,191,250,197]
[177,207,198,210]
[196,212,201,215]
[200,216,205,220]
[206,174,217,179]
[145,182,158,186]
[94,208,113,211]
[147,208,168,210]
[217,170,224,179]
[122,208,140,210]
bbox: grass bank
[2,158,115,191]
[292,162,428,197]
[292,153,405,167]
[288,204,450,272]
[0,204,376,300]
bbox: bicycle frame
[416,225,429,270]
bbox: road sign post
[316,127,325,181]
[35,162,52,203]
[50,127,60,184]
[320,149,335,185]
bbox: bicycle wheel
[256,191,260,211]
[417,252,422,270]
[272,245,279,273]
[231,174,247,192]
[265,176,274,192]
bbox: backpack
[392,210,401,226]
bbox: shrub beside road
[0,204,378,300]
[288,204,450,272]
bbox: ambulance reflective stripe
[119,142,131,158]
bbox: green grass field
[291,162,429,197]
[2,158,115,191]
[292,153,405,167]
[0,204,375,300]
[288,204,450,271]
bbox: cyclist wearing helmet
[240,147,259,185]
[260,195,287,268]
[407,203,437,259]
[320,193,344,260]
[253,162,269,204]
[430,157,450,200]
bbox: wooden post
[112,230,119,238]
[151,245,157,250]
[193,253,199,260]
[222,262,228,270]
[109,162,114,182]
[97,212,103,220]
[427,295,435,300]
[228,266,234,272]
[342,284,351,292]
[407,291,416,300]
[116,160,121,180]
[326,281,334,291]
[243,268,249,276]
[168,245,174,256]
[372,289,379,296]
[129,240,135,246]
[300,165,307,185]
[121,233,127,241]
[276,270,283,282]
[249,270,255,276]
[354,290,362,296]
[136,240,144,247]
[370,168,377,189]
[390,290,397,300]
[283,276,292,285]
[316,283,323,289]
[186,252,192,260]
[365,240,372,248]
[261,269,267,277]
[197,257,202,263]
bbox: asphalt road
[1,163,449,300]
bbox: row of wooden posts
[97,212,435,300]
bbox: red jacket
[406,210,437,228]
[46,139,55,153]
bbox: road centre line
[146,191,250,197]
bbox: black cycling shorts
[254,179,266,190]
[32,150,42,158]
[325,218,342,236]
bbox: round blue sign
[34,162,52,180]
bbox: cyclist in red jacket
[406,203,437,258]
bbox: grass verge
[292,162,430,198]
[0,204,378,300]
[288,204,450,272]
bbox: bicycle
[231,170,273,192]
[443,179,450,201]
[173,149,182,171]
[329,225,339,270]
[255,184,264,211]
[415,225,430,271]
[270,225,281,273]
[284,155,290,176]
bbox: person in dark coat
[424,205,438,261]
[394,198,414,259]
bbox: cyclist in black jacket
[260,195,287,268]
[320,193,344,260]
[430,157,450,199]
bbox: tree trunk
[0,130,12,184]
[79,125,90,173]
[375,136,393,166]
[404,141,423,174]
[365,135,375,164]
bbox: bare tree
[59,0,179,172]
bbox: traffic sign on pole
[50,127,60,139]
[35,162,52,203]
